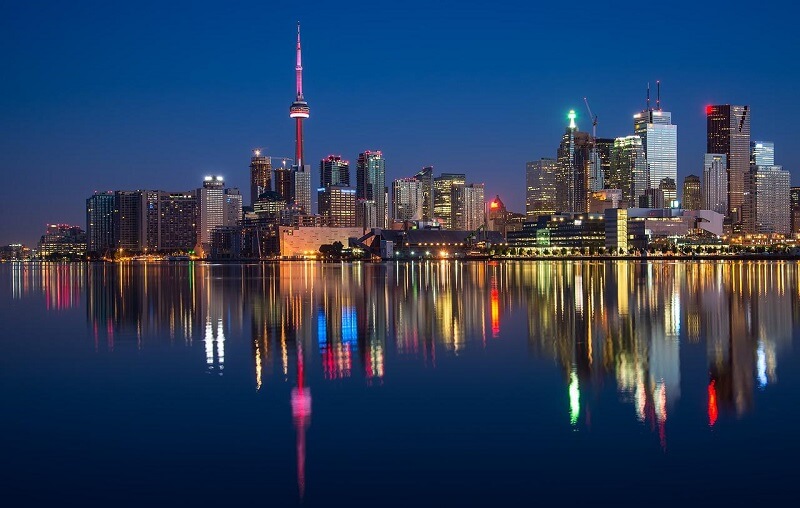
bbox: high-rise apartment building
[525,158,558,220]
[682,175,701,211]
[356,199,378,231]
[659,178,677,208]
[198,176,225,252]
[703,154,728,215]
[608,136,646,208]
[707,105,750,222]
[433,173,466,229]
[356,151,386,228]
[750,141,774,166]
[392,178,424,222]
[115,190,146,251]
[413,166,434,221]
[86,191,115,254]
[320,155,350,188]
[158,191,198,251]
[250,150,271,206]
[318,186,356,227]
[749,165,790,234]
[456,183,485,231]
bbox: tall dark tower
[289,23,309,167]
[249,149,271,206]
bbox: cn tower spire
[289,22,310,167]
[295,22,303,99]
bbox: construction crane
[583,97,601,191]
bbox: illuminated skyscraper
[556,110,592,213]
[682,175,701,211]
[198,176,225,253]
[433,173,465,229]
[391,178,424,222]
[634,87,677,197]
[609,135,646,208]
[293,165,312,214]
[413,166,434,221]
[703,154,728,214]
[750,141,774,166]
[707,105,750,222]
[114,190,146,251]
[456,183,485,231]
[250,150,271,206]
[356,151,386,228]
[749,165,790,234]
[525,158,558,220]
[320,155,350,188]
[659,177,677,208]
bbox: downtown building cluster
[518,88,797,252]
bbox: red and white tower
[289,22,310,167]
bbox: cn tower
[289,22,309,167]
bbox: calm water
[1,260,799,505]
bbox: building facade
[634,109,677,196]
[198,176,225,252]
[318,186,356,227]
[433,173,466,229]
[750,141,774,166]
[682,175,701,211]
[356,151,386,229]
[707,105,750,223]
[414,166,435,222]
[391,178,424,222]
[249,150,271,206]
[86,191,115,254]
[526,158,558,220]
[702,154,728,215]
[749,165,790,234]
[320,155,350,188]
[456,183,485,231]
[608,136,646,208]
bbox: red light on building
[490,201,499,209]
[705,105,713,115]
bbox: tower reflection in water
[20,259,797,498]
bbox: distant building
[318,186,356,227]
[707,104,750,223]
[356,199,378,231]
[609,135,647,207]
[253,190,286,219]
[556,110,592,213]
[456,183,485,231]
[274,163,294,203]
[320,155,350,188]
[86,191,115,254]
[293,165,313,214]
[589,189,623,213]
[791,187,800,235]
[198,176,225,252]
[224,188,242,226]
[157,191,198,252]
[749,165,790,234]
[605,208,628,252]
[114,190,146,252]
[413,166,435,221]
[750,141,774,166]
[682,175,701,211]
[433,173,466,229]
[526,158,558,220]
[391,178,424,222]
[356,151,386,228]
[37,224,86,258]
[279,226,363,258]
[634,106,677,198]
[249,150,271,206]
[702,154,728,215]
[659,177,677,208]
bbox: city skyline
[2,1,797,247]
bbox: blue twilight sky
[1,0,797,246]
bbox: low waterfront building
[37,224,86,258]
[279,226,363,258]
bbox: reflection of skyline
[20,260,799,473]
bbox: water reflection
[11,260,800,500]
